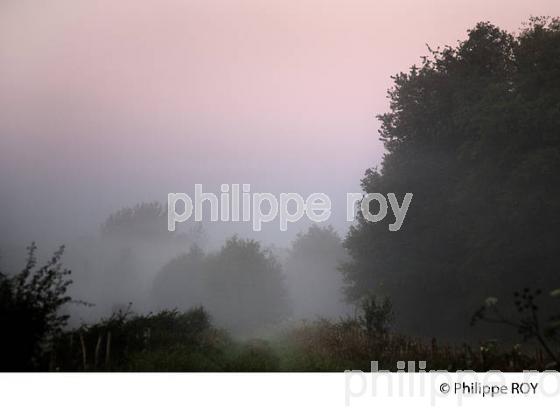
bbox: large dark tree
[342,18,560,339]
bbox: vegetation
[472,287,560,368]
[0,244,74,370]
[342,18,560,339]
[48,297,556,372]
[0,245,554,372]
[1,19,559,372]
[283,225,351,319]
[101,202,170,239]
[51,306,232,371]
[153,236,290,334]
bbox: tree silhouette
[0,244,74,370]
[342,18,560,339]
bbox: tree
[152,237,290,333]
[101,202,170,239]
[0,244,73,370]
[152,245,208,311]
[284,225,351,319]
[342,18,560,339]
[207,237,290,332]
[72,202,204,315]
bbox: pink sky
[1,0,559,241]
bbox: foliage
[342,18,560,338]
[52,306,229,371]
[153,236,290,334]
[100,202,170,239]
[289,225,346,260]
[284,225,351,319]
[359,294,393,337]
[42,302,557,372]
[51,306,284,371]
[279,316,542,372]
[472,287,560,368]
[0,243,73,370]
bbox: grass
[47,308,553,372]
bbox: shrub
[0,243,73,370]
[53,306,229,371]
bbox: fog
[1,0,559,336]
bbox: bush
[0,243,73,370]
[52,306,231,371]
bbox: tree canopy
[342,18,560,339]
[153,236,290,333]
